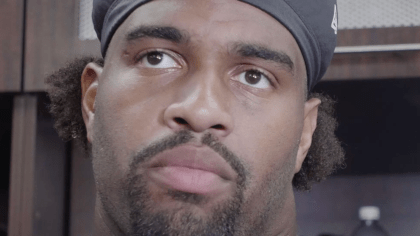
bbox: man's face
[83,0,316,235]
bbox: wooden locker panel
[323,27,420,81]
[24,0,100,92]
[8,94,68,236]
[0,0,24,92]
[8,95,37,236]
[336,27,420,47]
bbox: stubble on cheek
[90,101,144,234]
[235,141,299,236]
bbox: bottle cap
[359,206,380,221]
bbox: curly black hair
[45,56,345,191]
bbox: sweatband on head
[92,0,338,90]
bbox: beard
[92,107,295,236]
[117,130,248,236]
[125,174,243,236]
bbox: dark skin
[81,0,320,235]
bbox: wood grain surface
[8,94,67,236]
[324,27,420,81]
[8,95,37,236]
[0,0,24,92]
[24,0,100,92]
[337,27,420,47]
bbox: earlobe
[294,97,321,173]
[81,62,103,143]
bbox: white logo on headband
[331,4,338,34]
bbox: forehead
[109,0,306,77]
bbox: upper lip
[148,144,237,181]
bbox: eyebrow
[125,26,294,72]
[232,43,294,73]
[126,25,188,43]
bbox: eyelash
[237,66,276,87]
[133,50,277,87]
[134,49,166,63]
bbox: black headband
[93,0,338,90]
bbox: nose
[163,72,233,138]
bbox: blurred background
[0,0,419,235]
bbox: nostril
[174,117,188,125]
[211,124,225,130]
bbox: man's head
[46,0,344,235]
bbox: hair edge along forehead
[45,56,345,191]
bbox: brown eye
[139,51,180,69]
[245,70,262,84]
[146,52,163,65]
[238,70,271,89]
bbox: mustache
[129,130,248,187]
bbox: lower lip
[147,166,230,195]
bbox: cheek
[93,74,172,176]
[229,96,304,187]
[228,102,302,220]
[97,69,172,146]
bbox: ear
[294,97,321,173]
[81,62,103,143]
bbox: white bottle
[351,206,390,236]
